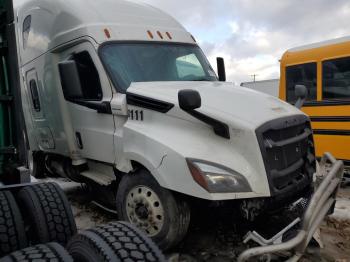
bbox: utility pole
[250,74,258,82]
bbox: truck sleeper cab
[16,0,316,250]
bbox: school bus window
[286,63,317,103]
[323,57,350,100]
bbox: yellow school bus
[279,36,350,165]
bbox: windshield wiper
[192,78,211,81]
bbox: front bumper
[238,152,344,262]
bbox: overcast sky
[143,0,350,84]
[14,0,350,84]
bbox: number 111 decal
[128,110,144,121]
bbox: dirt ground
[38,177,350,261]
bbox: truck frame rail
[238,152,344,262]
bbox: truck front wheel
[28,151,46,179]
[116,170,190,251]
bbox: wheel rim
[126,186,164,237]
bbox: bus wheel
[116,170,190,250]
[67,222,166,262]
[17,183,77,246]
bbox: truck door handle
[75,132,83,149]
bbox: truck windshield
[100,43,218,91]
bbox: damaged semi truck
[0,1,167,261]
[12,0,344,257]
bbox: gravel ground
[36,177,350,261]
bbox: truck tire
[67,222,166,262]
[29,151,46,179]
[17,183,77,246]
[0,243,73,262]
[116,170,190,250]
[0,191,27,257]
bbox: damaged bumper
[238,152,344,262]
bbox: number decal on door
[128,110,144,121]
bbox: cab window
[72,51,103,101]
[22,15,31,49]
[286,63,317,102]
[323,56,350,100]
[176,54,206,79]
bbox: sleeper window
[23,15,31,49]
[72,51,103,101]
[286,63,317,103]
[323,57,350,100]
[29,79,41,112]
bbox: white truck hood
[127,81,304,129]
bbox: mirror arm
[295,98,306,109]
[184,109,230,139]
[69,99,112,114]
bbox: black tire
[116,170,190,250]
[17,183,77,246]
[29,151,46,179]
[67,222,166,262]
[0,243,73,262]
[0,191,27,257]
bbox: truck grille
[256,115,316,197]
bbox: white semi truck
[12,0,343,257]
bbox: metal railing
[238,152,344,262]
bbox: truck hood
[127,81,304,129]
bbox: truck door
[57,42,115,164]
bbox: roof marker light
[157,31,164,39]
[166,32,172,40]
[104,28,111,39]
[147,30,154,39]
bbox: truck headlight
[186,159,252,193]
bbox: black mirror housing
[217,57,226,82]
[58,61,83,101]
[295,85,308,99]
[294,85,308,109]
[178,89,201,111]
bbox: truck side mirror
[178,89,201,111]
[217,57,226,82]
[295,84,308,109]
[58,61,83,101]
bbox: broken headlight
[186,159,252,193]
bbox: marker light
[157,31,163,39]
[104,29,111,39]
[166,32,172,40]
[147,30,154,39]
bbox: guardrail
[238,152,344,262]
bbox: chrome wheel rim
[126,186,164,237]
